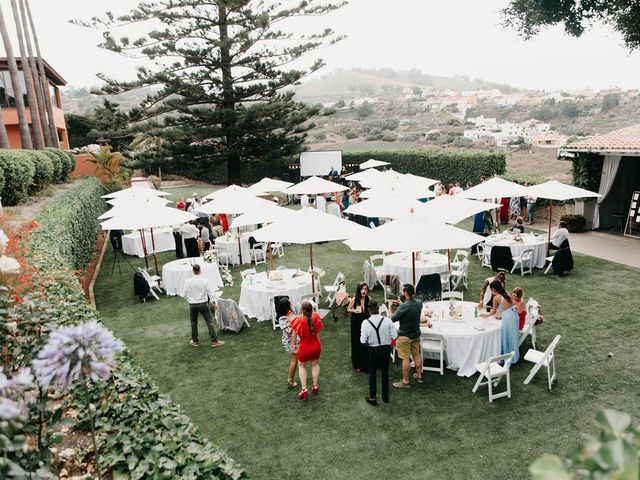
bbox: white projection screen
[300,151,342,177]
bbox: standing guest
[500,197,510,224]
[360,299,397,406]
[327,196,342,217]
[219,213,229,232]
[292,302,323,400]
[473,177,486,233]
[478,271,506,312]
[453,181,464,195]
[176,197,186,211]
[341,191,350,211]
[465,180,473,190]
[511,287,527,330]
[192,192,202,207]
[482,281,519,363]
[300,193,310,209]
[184,264,225,348]
[328,166,339,180]
[509,181,521,219]
[434,181,444,197]
[209,214,224,238]
[389,284,423,389]
[347,283,371,373]
[550,220,569,250]
[447,183,456,196]
[526,191,537,224]
[316,193,327,213]
[520,183,529,220]
[172,225,184,258]
[349,188,358,206]
[340,166,347,185]
[180,221,200,258]
[277,298,298,389]
[198,221,211,253]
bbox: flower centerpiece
[220,266,234,287]
[449,298,462,319]
[514,231,522,242]
[202,250,217,263]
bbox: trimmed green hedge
[0,149,36,204]
[28,178,246,479]
[342,150,506,186]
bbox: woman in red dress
[292,302,323,400]
[176,197,186,211]
[512,287,527,330]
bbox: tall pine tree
[77,0,345,184]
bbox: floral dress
[279,315,296,355]
[509,197,521,218]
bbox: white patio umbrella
[247,178,293,193]
[203,184,265,201]
[360,182,436,200]
[413,195,501,225]
[344,168,383,183]
[106,195,170,207]
[359,159,390,170]
[195,194,274,215]
[285,176,349,195]
[528,180,601,252]
[359,168,405,188]
[344,196,424,219]
[345,213,485,285]
[461,177,530,228]
[252,208,368,292]
[101,207,197,274]
[230,204,295,229]
[102,186,169,199]
[404,173,438,189]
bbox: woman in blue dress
[482,280,520,363]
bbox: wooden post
[412,251,416,286]
[547,202,553,255]
[309,243,315,294]
[237,229,243,264]
[138,230,149,269]
[447,249,451,270]
[150,227,159,276]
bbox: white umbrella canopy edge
[344,196,425,219]
[344,168,383,182]
[247,177,293,193]
[285,176,349,195]
[195,194,274,215]
[100,207,197,230]
[102,186,169,199]
[230,204,295,229]
[412,195,501,225]
[460,177,530,199]
[203,184,266,200]
[106,196,171,207]
[359,159,390,170]
[528,180,601,201]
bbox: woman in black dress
[347,282,371,373]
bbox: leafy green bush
[0,149,36,205]
[345,130,358,139]
[65,151,76,174]
[24,151,55,191]
[572,153,603,192]
[501,173,547,185]
[343,149,506,186]
[0,163,5,195]
[40,149,63,182]
[44,148,73,181]
[560,213,587,232]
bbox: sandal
[287,378,297,388]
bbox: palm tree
[0,108,10,148]
[18,0,51,146]
[0,2,32,148]
[23,0,57,147]
[10,0,44,148]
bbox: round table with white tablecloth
[214,233,252,265]
[162,257,223,297]
[395,300,501,377]
[239,269,313,321]
[122,227,175,258]
[383,252,449,285]
[484,232,547,268]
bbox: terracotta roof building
[561,124,640,155]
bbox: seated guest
[510,216,525,233]
[511,287,526,330]
[180,221,200,258]
[478,271,506,312]
[176,197,186,211]
[550,221,569,250]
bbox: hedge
[27,178,247,479]
[342,150,506,186]
[0,148,74,205]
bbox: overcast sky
[10,0,640,91]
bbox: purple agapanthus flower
[0,368,35,419]
[32,320,124,392]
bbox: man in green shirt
[389,284,423,388]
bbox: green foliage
[0,150,35,205]
[0,165,4,194]
[560,214,587,232]
[530,409,640,480]
[501,172,547,185]
[344,130,358,139]
[44,148,74,181]
[357,102,375,119]
[39,150,62,182]
[572,154,603,191]
[65,113,97,149]
[25,151,55,191]
[601,93,621,112]
[343,149,506,185]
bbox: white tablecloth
[162,257,223,297]
[484,233,547,268]
[215,234,252,265]
[403,301,501,377]
[383,252,449,285]
[122,227,175,258]
[239,269,313,321]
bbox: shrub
[560,213,587,232]
[0,164,4,194]
[65,151,76,174]
[342,149,506,186]
[44,148,73,181]
[23,151,55,191]
[0,149,36,205]
[314,132,327,141]
[381,131,397,142]
[40,149,63,181]
[345,130,358,139]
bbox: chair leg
[510,261,518,274]
[472,373,484,393]
[506,371,511,398]
[487,377,493,402]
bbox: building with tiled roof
[560,124,640,155]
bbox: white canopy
[359,168,405,188]
[195,194,273,215]
[102,186,169,199]
[360,182,436,200]
[461,177,529,199]
[404,173,438,189]
[413,196,501,225]
[527,180,601,201]
[247,178,293,193]
[203,185,264,201]
[344,168,383,182]
[230,205,295,229]
[344,196,424,219]
[285,176,349,195]
[359,159,390,170]
[345,213,486,253]
[106,196,170,207]
[100,207,196,230]
[252,208,368,244]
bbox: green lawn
[94,231,640,480]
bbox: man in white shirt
[184,264,225,348]
[453,181,464,195]
[326,196,342,217]
[180,222,200,258]
[360,299,397,406]
[315,193,326,213]
[300,194,310,208]
[550,220,569,249]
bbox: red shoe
[311,385,319,396]
[297,388,308,400]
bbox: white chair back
[442,291,464,301]
[472,351,515,402]
[241,268,257,280]
[523,335,561,390]
[421,331,445,375]
[363,260,377,288]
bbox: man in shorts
[389,284,423,388]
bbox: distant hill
[61,86,156,115]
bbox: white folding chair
[270,296,282,331]
[209,248,230,269]
[441,291,464,301]
[472,352,515,403]
[523,335,561,391]
[511,247,534,276]
[379,303,389,317]
[519,299,539,349]
[476,243,492,268]
[421,332,445,375]
[138,268,161,300]
[273,242,285,258]
[298,293,319,313]
[440,270,452,292]
[216,298,251,331]
[369,254,385,278]
[543,255,554,274]
[324,272,346,308]
[241,268,257,280]
[363,260,377,288]
[276,265,288,270]
[451,249,469,269]
[450,259,469,290]
[251,243,267,266]
[307,267,325,300]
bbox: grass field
[94,222,640,479]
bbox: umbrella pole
[547,202,553,255]
[447,249,451,270]
[269,242,273,271]
[150,227,160,276]
[236,228,243,264]
[139,229,149,269]
[309,243,315,295]
[412,251,416,286]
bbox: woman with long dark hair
[277,297,298,388]
[347,283,371,373]
[483,280,520,363]
[292,302,323,400]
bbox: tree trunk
[0,2,32,149]
[23,0,58,147]
[217,1,240,185]
[19,0,52,147]
[10,0,44,148]
[0,107,10,148]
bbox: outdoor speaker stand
[111,248,135,279]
